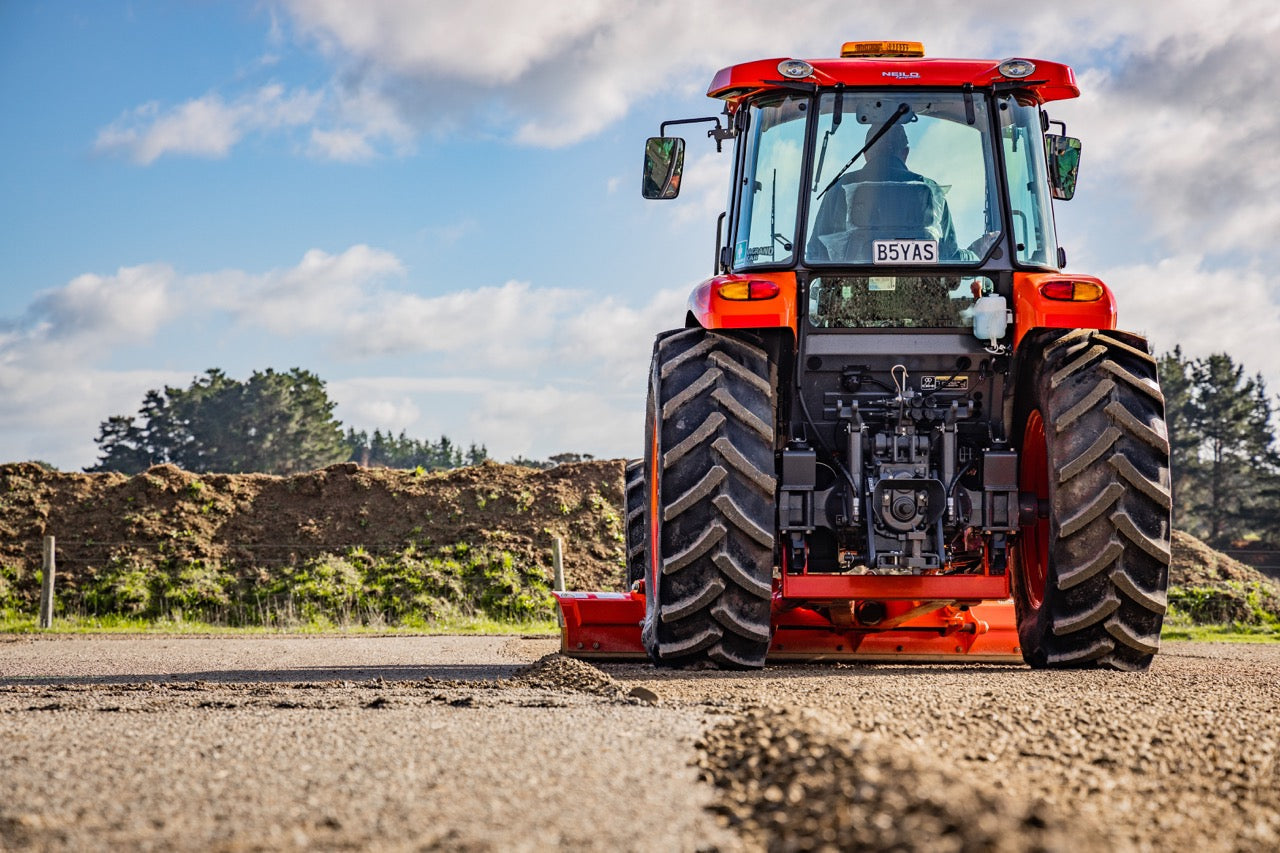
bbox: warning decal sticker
[920,375,969,391]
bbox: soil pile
[0,460,627,619]
[1170,530,1275,587]
[1169,530,1280,626]
[3,457,1277,628]
[506,653,625,697]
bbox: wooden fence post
[39,535,56,629]
[552,537,565,592]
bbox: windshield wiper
[815,102,910,201]
[811,88,843,192]
[769,169,793,253]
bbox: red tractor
[555,41,1170,670]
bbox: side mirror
[1046,134,1082,201]
[642,137,685,200]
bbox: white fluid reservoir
[972,294,1008,346]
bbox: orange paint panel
[781,572,1010,601]
[553,592,1022,662]
[690,272,798,332]
[721,314,782,328]
[1012,272,1117,349]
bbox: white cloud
[0,367,189,468]
[339,281,577,364]
[199,245,406,335]
[339,395,421,434]
[272,0,1280,149]
[1103,255,1280,382]
[26,263,175,344]
[308,127,375,161]
[0,264,194,466]
[278,0,808,148]
[557,289,688,384]
[1060,10,1280,257]
[669,150,731,227]
[467,384,644,460]
[281,0,617,86]
[95,84,323,164]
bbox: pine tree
[1157,348,1197,527]
[1182,354,1277,546]
[88,368,347,474]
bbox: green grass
[1162,583,1280,642]
[6,608,1275,645]
[0,610,558,637]
[1160,623,1280,643]
[1,545,560,631]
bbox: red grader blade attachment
[554,591,1022,664]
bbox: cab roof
[707,55,1080,107]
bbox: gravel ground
[2,636,1279,851]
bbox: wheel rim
[1019,409,1050,611]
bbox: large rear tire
[623,459,646,589]
[1013,329,1171,671]
[641,328,777,669]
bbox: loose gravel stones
[697,706,1092,852]
[4,637,1280,851]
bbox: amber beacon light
[840,40,925,57]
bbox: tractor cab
[643,41,1084,308]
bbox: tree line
[345,428,488,470]
[86,368,574,475]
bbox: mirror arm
[659,116,737,153]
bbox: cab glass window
[999,96,1059,268]
[805,92,1000,266]
[809,275,996,328]
[732,94,807,268]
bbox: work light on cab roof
[565,39,1172,676]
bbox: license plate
[872,239,938,264]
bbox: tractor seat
[845,180,936,231]
[810,179,940,262]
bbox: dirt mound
[0,460,627,616]
[1170,530,1275,587]
[506,653,625,696]
[698,706,1097,852]
[5,456,1277,628]
[1168,530,1280,626]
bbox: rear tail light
[1040,280,1103,302]
[717,280,780,301]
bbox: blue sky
[3,1,1279,469]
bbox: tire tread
[642,329,777,669]
[1016,329,1171,671]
